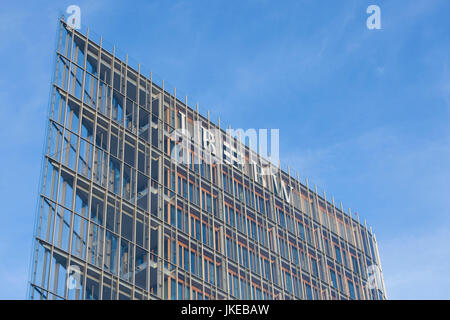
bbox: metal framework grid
[28,19,387,300]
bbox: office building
[28,19,387,300]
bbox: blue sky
[1,0,449,299]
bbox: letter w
[258,305,269,315]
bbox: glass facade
[28,19,387,300]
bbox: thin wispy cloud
[381,227,450,299]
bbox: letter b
[243,305,249,314]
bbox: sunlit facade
[28,19,387,300]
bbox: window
[305,283,313,300]
[298,223,305,241]
[330,269,338,289]
[348,280,356,299]
[335,245,342,264]
[310,258,319,278]
[352,255,359,274]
